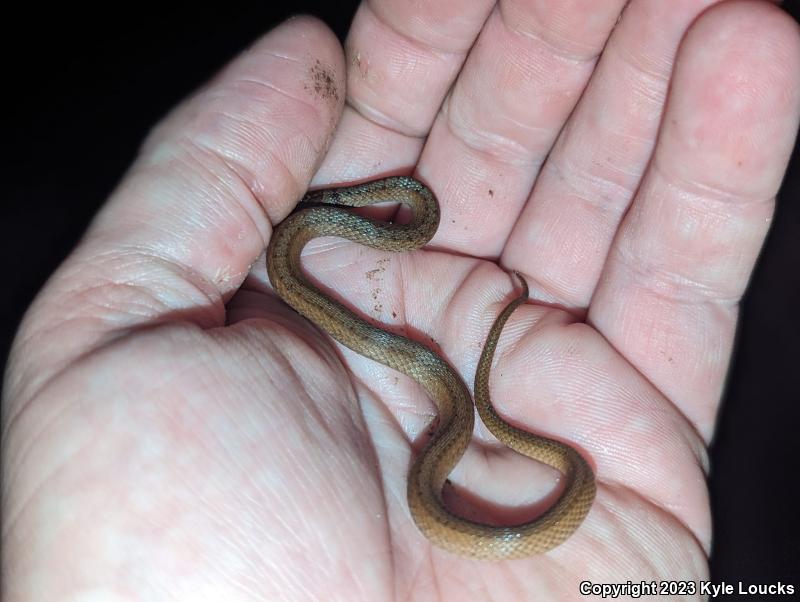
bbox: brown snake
[266,176,595,560]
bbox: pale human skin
[3,0,799,599]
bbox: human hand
[3,1,799,599]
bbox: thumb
[5,16,344,406]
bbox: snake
[266,176,595,560]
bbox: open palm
[4,1,799,600]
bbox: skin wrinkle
[428,259,479,367]
[623,66,672,114]
[6,305,217,451]
[363,358,435,443]
[344,95,430,145]
[504,263,589,314]
[566,320,711,457]
[348,73,440,136]
[155,137,276,248]
[145,352,296,558]
[610,245,746,305]
[498,2,604,63]
[216,77,321,120]
[214,497,273,575]
[367,1,478,57]
[542,152,639,213]
[598,486,699,563]
[260,49,305,64]
[604,425,705,520]
[451,95,554,161]
[603,303,725,441]
[1,391,91,537]
[652,156,777,205]
[442,101,540,169]
[617,481,709,558]
[176,464,276,579]
[88,249,226,312]
[346,7,468,138]
[226,77,336,139]
[66,239,226,309]
[613,32,675,85]
[494,41,578,99]
[3,318,89,428]
[610,184,764,301]
[279,344,355,444]
[495,111,554,149]
[205,108,312,173]
[357,421,403,540]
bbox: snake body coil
[266,176,595,560]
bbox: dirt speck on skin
[366,258,390,280]
[366,258,391,315]
[350,48,370,80]
[305,59,339,106]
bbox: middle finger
[420,0,628,254]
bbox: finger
[6,17,345,404]
[502,0,723,308]
[589,1,800,438]
[419,0,628,254]
[310,0,495,184]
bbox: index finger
[310,0,495,183]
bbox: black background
[4,1,799,589]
